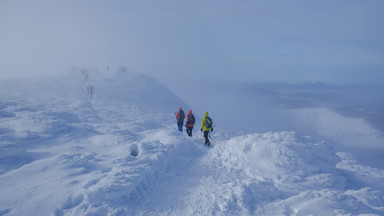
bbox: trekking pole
[208,125,216,139]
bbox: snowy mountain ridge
[0,72,383,215]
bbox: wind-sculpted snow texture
[0,72,383,215]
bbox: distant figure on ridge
[201,112,213,146]
[176,108,185,132]
[87,85,93,99]
[186,110,195,137]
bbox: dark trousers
[177,121,183,132]
[204,131,210,145]
[186,126,193,136]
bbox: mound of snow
[189,132,384,215]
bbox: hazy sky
[1,0,384,86]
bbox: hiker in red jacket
[186,110,195,137]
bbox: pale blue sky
[1,0,383,86]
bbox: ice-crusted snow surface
[0,72,383,216]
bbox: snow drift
[0,71,383,215]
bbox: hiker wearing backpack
[186,110,195,137]
[176,108,185,132]
[201,112,213,146]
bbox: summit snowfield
[1,71,384,216]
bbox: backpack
[177,110,184,121]
[205,116,213,129]
[188,114,195,124]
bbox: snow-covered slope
[0,72,383,215]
